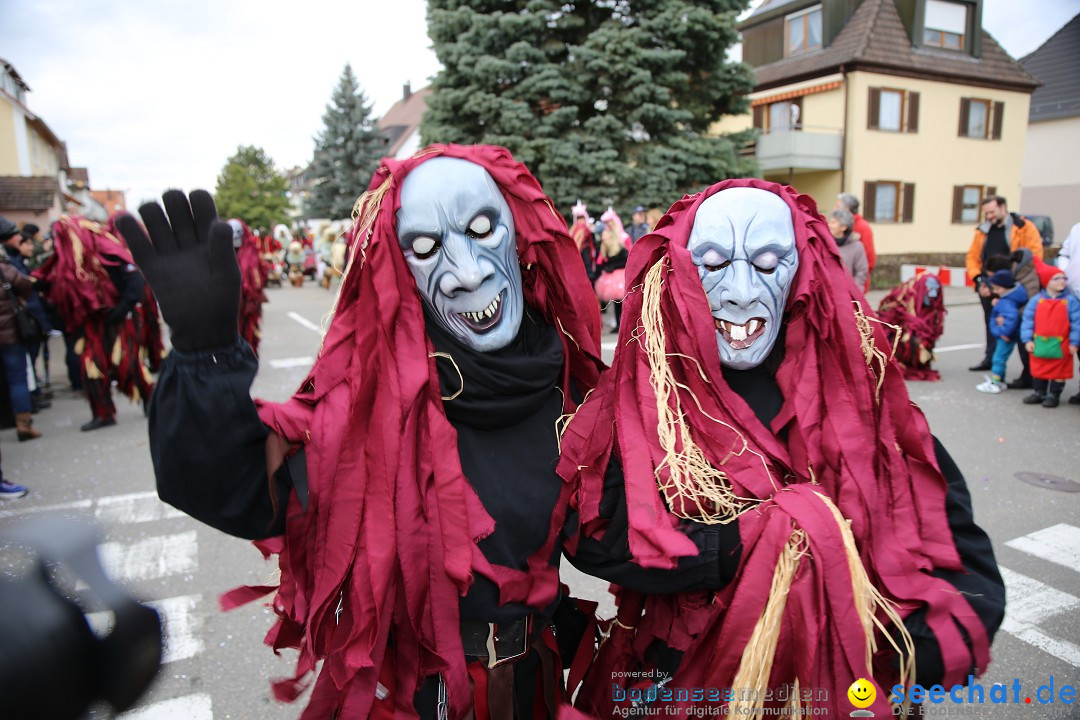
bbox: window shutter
[907,91,920,133]
[902,183,915,223]
[991,101,1004,139]
[959,97,971,137]
[863,182,876,221]
[868,87,881,130]
[753,105,765,130]
[952,186,964,223]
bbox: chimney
[403,82,412,101]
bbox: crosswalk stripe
[150,594,204,664]
[0,491,184,524]
[95,491,186,524]
[86,593,203,665]
[118,692,212,719]
[269,355,314,369]
[1005,523,1080,573]
[0,498,92,516]
[999,566,1080,668]
[98,530,198,583]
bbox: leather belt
[460,616,532,668]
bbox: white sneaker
[975,375,1004,394]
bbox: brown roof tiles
[750,0,1039,93]
[0,176,60,212]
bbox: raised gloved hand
[114,190,240,353]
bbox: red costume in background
[877,273,946,381]
[36,217,154,423]
[232,219,269,356]
[558,180,997,717]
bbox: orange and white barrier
[899,265,973,287]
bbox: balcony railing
[755,125,843,173]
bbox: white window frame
[785,5,823,57]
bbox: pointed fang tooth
[748,319,761,335]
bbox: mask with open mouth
[396,157,523,352]
[687,187,799,369]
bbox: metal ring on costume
[429,351,464,401]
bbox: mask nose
[439,232,493,297]
[721,261,760,312]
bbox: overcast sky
[4,0,1077,209]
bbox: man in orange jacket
[965,195,1043,371]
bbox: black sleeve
[103,256,145,311]
[149,339,291,539]
[564,457,742,593]
[896,436,1006,684]
[601,249,628,272]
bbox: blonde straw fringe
[852,300,899,404]
[816,491,915,715]
[729,527,808,715]
[639,259,767,524]
[728,492,914,717]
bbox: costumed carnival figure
[557,180,1005,717]
[107,214,166,374]
[113,145,699,719]
[35,216,154,431]
[569,200,598,287]
[227,218,270,356]
[877,272,946,381]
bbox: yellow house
[717,0,1039,265]
[0,58,69,227]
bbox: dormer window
[923,0,967,51]
[785,5,822,57]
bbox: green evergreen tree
[214,145,291,231]
[307,64,385,220]
[422,1,757,218]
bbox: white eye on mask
[687,188,799,369]
[396,157,523,352]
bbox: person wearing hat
[0,215,43,442]
[1019,263,1080,408]
[3,222,52,411]
[627,204,649,245]
[976,269,1029,394]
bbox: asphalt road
[1,280,1076,719]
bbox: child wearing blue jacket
[976,270,1029,393]
[1020,264,1080,407]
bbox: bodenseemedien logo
[848,678,877,717]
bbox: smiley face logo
[847,678,876,709]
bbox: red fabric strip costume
[558,179,991,717]
[232,219,269,356]
[250,145,604,718]
[877,273,946,381]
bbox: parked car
[1024,214,1055,247]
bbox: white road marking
[1005,523,1080,573]
[118,693,213,720]
[0,491,183,523]
[97,530,198,583]
[287,311,322,333]
[86,593,203,665]
[269,355,314,369]
[999,566,1080,668]
[933,343,985,353]
[0,498,92,516]
[150,594,204,664]
[95,491,186,524]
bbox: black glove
[114,190,240,353]
[104,304,129,325]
